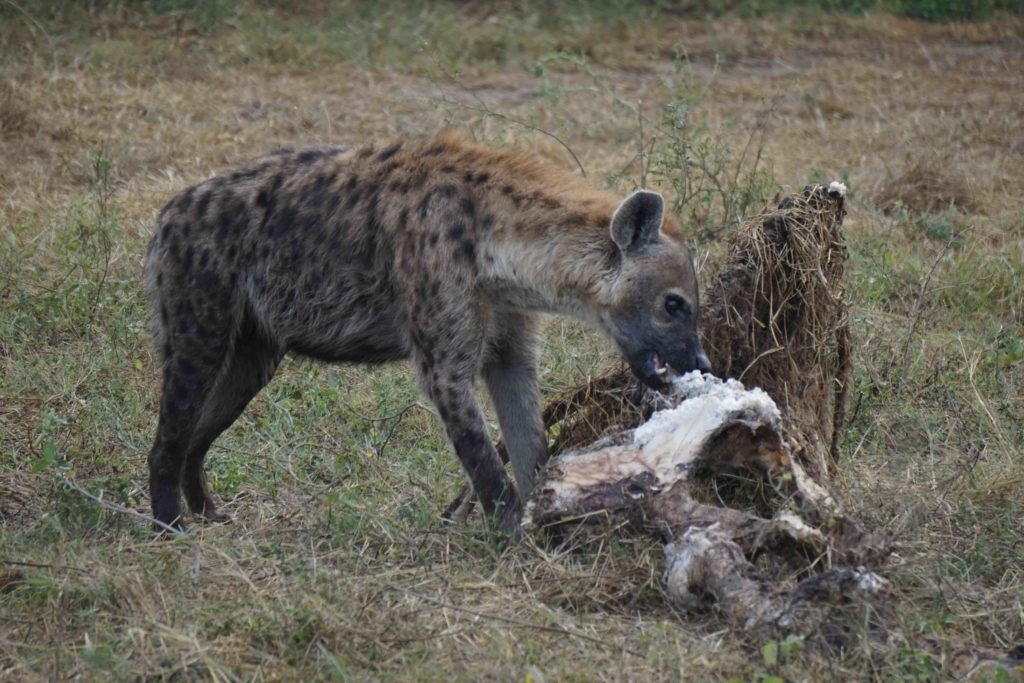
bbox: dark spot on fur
[429,232,440,247]
[418,191,434,218]
[459,197,475,218]
[183,245,194,274]
[256,174,284,233]
[441,164,455,173]
[408,169,428,191]
[460,240,476,261]
[377,142,402,162]
[167,235,181,259]
[438,184,457,199]
[345,185,363,209]
[195,191,214,220]
[297,149,325,165]
[174,186,196,216]
[229,167,261,182]
[448,223,465,241]
[357,146,375,159]
[464,171,490,186]
[196,270,220,290]
[198,249,209,270]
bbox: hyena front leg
[413,334,521,533]
[483,312,548,502]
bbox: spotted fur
[145,132,709,533]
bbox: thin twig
[60,476,183,535]
[2,0,58,74]
[958,337,1008,450]
[432,94,587,179]
[638,99,646,188]
[0,559,88,574]
[897,228,967,377]
[426,54,587,177]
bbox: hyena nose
[695,349,712,374]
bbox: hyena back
[145,132,710,533]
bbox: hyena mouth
[646,352,678,384]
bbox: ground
[0,3,1022,681]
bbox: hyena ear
[610,190,664,254]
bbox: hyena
[145,132,711,533]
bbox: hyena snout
[620,332,712,390]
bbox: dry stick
[390,585,641,656]
[60,476,184,536]
[0,559,89,574]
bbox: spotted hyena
[145,132,711,533]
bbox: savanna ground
[1,2,1022,680]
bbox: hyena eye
[664,295,689,317]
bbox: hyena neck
[480,195,618,323]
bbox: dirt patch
[873,154,977,214]
[0,471,48,526]
[0,82,38,140]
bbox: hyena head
[600,190,712,389]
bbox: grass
[1,2,1023,681]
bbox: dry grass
[1,2,1022,681]
[872,154,978,214]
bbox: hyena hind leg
[181,329,283,521]
[148,346,229,531]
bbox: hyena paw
[494,493,524,539]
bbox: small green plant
[652,54,779,241]
[525,49,779,242]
